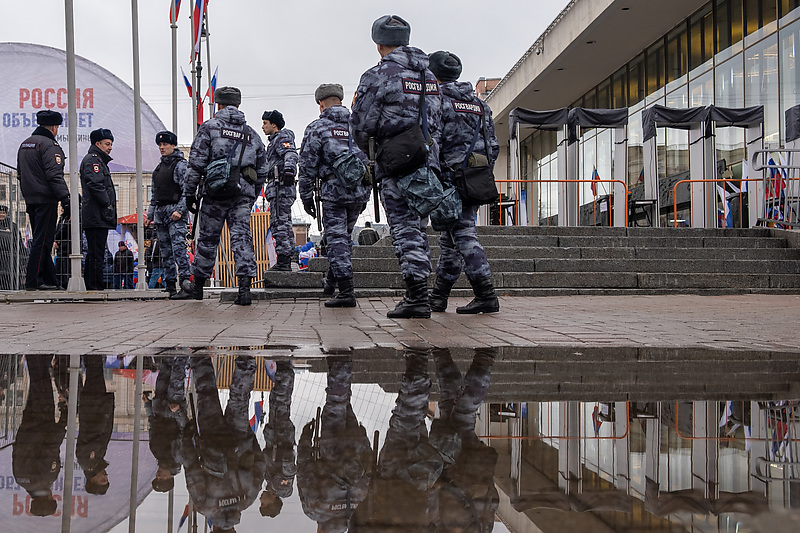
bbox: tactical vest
[152,157,182,205]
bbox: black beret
[429,51,462,82]
[155,130,178,145]
[261,110,285,129]
[90,128,114,144]
[314,84,344,104]
[215,86,241,106]
[371,15,410,46]
[36,110,63,126]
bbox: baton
[273,167,281,223]
[369,137,380,223]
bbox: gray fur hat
[314,84,344,104]
[215,86,241,106]
[371,15,410,46]
[429,51,462,82]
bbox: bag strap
[461,114,483,169]
[235,128,248,168]
[420,70,430,144]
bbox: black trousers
[25,203,59,289]
[84,228,107,290]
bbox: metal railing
[494,179,630,227]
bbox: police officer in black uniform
[17,109,69,290]
[80,128,117,290]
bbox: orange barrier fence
[671,178,764,228]
[216,212,271,288]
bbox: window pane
[647,39,665,94]
[764,0,779,26]
[746,34,780,144]
[584,87,597,109]
[716,54,745,107]
[597,79,611,109]
[745,0,761,35]
[690,69,714,107]
[611,67,627,108]
[780,18,800,143]
[629,54,645,105]
[731,0,745,44]
[717,0,732,53]
[668,25,688,81]
[690,5,713,69]
[781,0,800,17]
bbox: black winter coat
[17,126,69,205]
[80,145,117,229]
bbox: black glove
[186,195,198,214]
[302,199,316,218]
[282,168,296,186]
[301,421,314,439]
[61,200,70,216]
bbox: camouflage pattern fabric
[265,128,299,258]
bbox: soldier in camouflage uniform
[184,87,269,306]
[146,131,192,299]
[297,356,372,532]
[350,15,442,319]
[259,360,297,519]
[429,348,498,531]
[145,356,189,493]
[182,355,264,530]
[299,84,370,308]
[262,110,299,272]
[428,52,500,314]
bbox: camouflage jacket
[298,105,370,205]
[184,106,269,200]
[438,81,500,173]
[350,46,442,180]
[264,128,299,199]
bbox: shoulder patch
[402,78,440,95]
[20,143,37,149]
[92,163,100,173]
[55,154,62,165]
[452,100,483,115]
[282,141,292,149]
[330,128,350,142]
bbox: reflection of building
[488,400,797,532]
[486,0,800,226]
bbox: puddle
[1,349,799,532]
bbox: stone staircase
[231,226,800,301]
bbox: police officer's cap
[90,128,114,144]
[30,497,58,517]
[155,130,178,146]
[262,110,285,129]
[0,205,7,213]
[215,86,241,106]
[36,110,63,126]
[152,476,174,493]
[314,84,344,104]
[371,15,410,46]
[429,51,462,82]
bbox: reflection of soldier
[430,348,498,532]
[182,356,265,531]
[297,357,372,532]
[0,206,24,290]
[259,361,296,518]
[350,349,442,531]
[77,354,115,496]
[12,356,67,517]
[145,356,189,493]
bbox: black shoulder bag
[454,111,499,206]
[205,129,248,198]
[375,72,430,179]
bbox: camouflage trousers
[435,203,491,284]
[379,177,432,281]
[434,348,495,434]
[192,355,255,440]
[193,193,257,279]
[322,201,365,279]
[155,356,189,407]
[154,207,191,282]
[267,183,297,257]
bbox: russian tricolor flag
[177,504,189,531]
[249,401,264,433]
[169,0,182,24]
[205,66,218,106]
[192,0,208,61]
[180,67,193,97]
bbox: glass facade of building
[519,0,800,225]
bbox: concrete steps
[243,227,800,300]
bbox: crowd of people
[14,14,500,317]
[13,347,498,532]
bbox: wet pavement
[0,295,799,532]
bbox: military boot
[322,269,335,295]
[190,277,206,301]
[456,276,499,314]
[429,276,455,313]
[234,276,252,306]
[268,255,292,272]
[163,280,177,298]
[387,277,431,319]
[171,279,193,300]
[325,277,356,308]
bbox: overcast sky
[0,0,567,228]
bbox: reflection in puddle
[1,351,799,531]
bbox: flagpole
[132,0,146,291]
[190,6,197,135]
[171,2,178,134]
[205,9,213,120]
[64,0,86,293]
